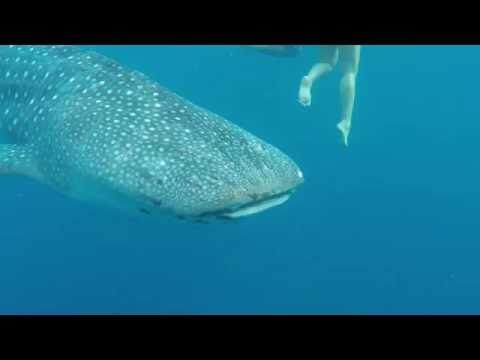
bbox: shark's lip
[196,190,295,220]
[219,192,292,219]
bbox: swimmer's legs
[337,45,361,147]
[298,46,339,106]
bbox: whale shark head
[89,98,304,222]
[123,138,304,221]
[104,122,304,221]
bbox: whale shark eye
[138,208,151,215]
[149,198,162,207]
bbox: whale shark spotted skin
[0,45,304,221]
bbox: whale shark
[0,45,304,221]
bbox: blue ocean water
[1,45,479,315]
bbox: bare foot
[298,76,312,106]
[337,120,351,147]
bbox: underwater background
[1,45,479,315]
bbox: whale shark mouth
[195,190,294,221]
[219,192,291,219]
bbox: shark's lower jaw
[219,193,292,219]
[190,190,294,222]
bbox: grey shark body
[0,45,303,221]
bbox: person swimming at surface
[243,45,302,58]
[244,45,361,147]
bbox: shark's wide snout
[192,143,305,220]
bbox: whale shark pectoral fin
[0,144,39,179]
